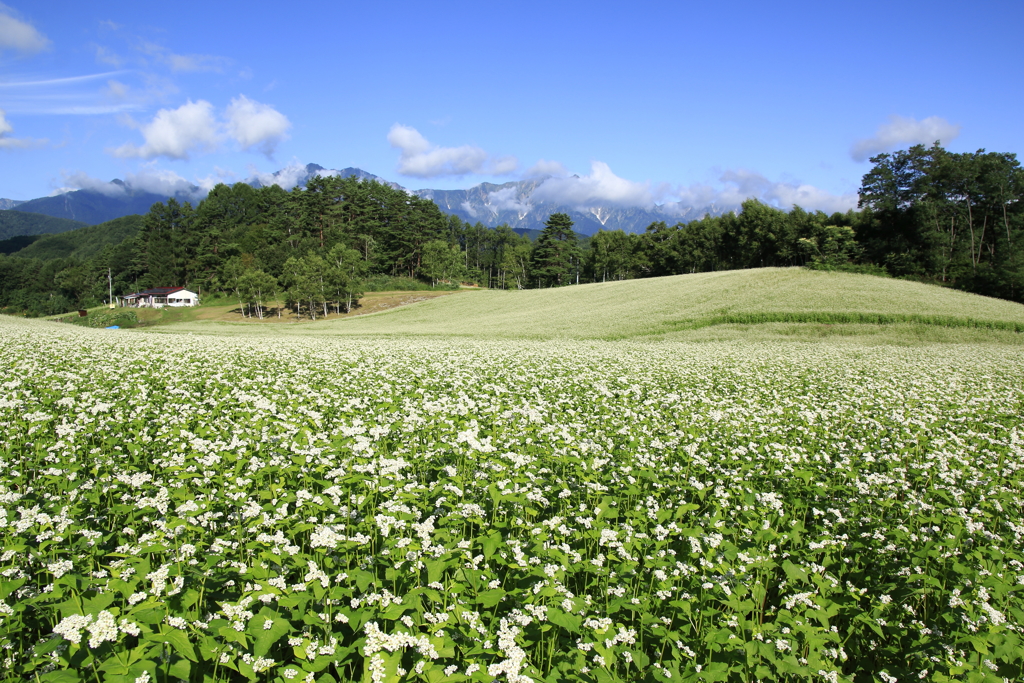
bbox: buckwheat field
[1,315,1022,683]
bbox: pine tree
[530,213,580,287]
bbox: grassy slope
[150,268,1024,342]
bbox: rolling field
[1,270,1023,683]
[150,268,1024,343]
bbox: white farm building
[119,287,199,308]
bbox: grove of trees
[1,144,1022,318]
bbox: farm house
[119,287,199,308]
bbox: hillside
[153,267,1024,340]
[0,210,87,241]
[11,215,144,260]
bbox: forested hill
[0,211,86,241]
[11,215,144,261]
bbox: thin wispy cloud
[524,159,568,178]
[851,115,961,162]
[0,71,128,88]
[388,124,518,178]
[92,44,124,67]
[139,40,230,74]
[0,3,51,55]
[0,108,47,150]
[0,71,142,116]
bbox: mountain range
[0,165,735,237]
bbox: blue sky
[1,0,1021,215]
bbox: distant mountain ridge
[7,183,183,226]
[1,164,735,235]
[416,179,730,235]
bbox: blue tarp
[105,325,120,330]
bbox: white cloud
[851,115,961,162]
[60,170,127,196]
[0,108,46,149]
[124,167,197,196]
[247,160,309,190]
[110,96,290,160]
[387,124,517,178]
[111,100,219,159]
[524,159,568,178]
[532,161,667,209]
[57,167,202,198]
[485,186,532,216]
[0,3,50,55]
[676,169,857,214]
[224,95,290,156]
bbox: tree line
[1,143,1021,318]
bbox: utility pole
[108,268,114,308]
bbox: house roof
[139,287,185,296]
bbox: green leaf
[480,531,503,559]
[143,628,197,662]
[475,588,505,607]
[168,659,191,680]
[547,607,581,633]
[253,611,292,658]
[425,558,446,584]
[351,569,375,592]
[782,560,808,584]
[218,625,249,648]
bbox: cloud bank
[515,160,857,214]
[111,96,290,160]
[58,166,226,199]
[0,3,50,55]
[532,161,669,208]
[388,124,517,178]
[851,115,961,162]
[675,169,857,214]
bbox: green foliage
[10,215,144,261]
[420,240,464,286]
[0,210,86,240]
[857,143,1024,299]
[0,234,41,255]
[531,213,582,287]
[360,275,457,292]
[55,308,140,328]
